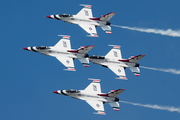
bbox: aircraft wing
[86,100,105,115]
[108,66,127,80]
[84,79,101,93]
[56,56,75,71]
[129,67,140,76]
[100,25,111,34]
[109,102,120,111]
[76,4,93,18]
[54,35,71,50]
[78,24,98,37]
[105,45,122,59]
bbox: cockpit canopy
[66,89,80,93]
[89,55,105,59]
[36,46,50,50]
[59,14,72,17]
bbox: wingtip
[116,77,128,80]
[120,89,125,91]
[93,111,106,115]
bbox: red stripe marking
[85,5,91,8]
[119,59,129,62]
[106,32,111,34]
[114,46,120,48]
[114,109,119,111]
[68,68,75,71]
[135,74,140,76]
[98,112,105,114]
[97,94,108,97]
[63,36,70,38]
[84,65,89,67]
[120,77,127,79]
[93,80,100,82]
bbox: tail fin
[98,89,125,98]
[128,54,146,63]
[108,89,125,97]
[91,12,116,21]
[68,45,95,54]
[77,45,95,54]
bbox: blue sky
[1,0,180,120]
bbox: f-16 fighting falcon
[53,78,125,115]
[23,35,94,71]
[88,45,145,80]
[46,4,116,37]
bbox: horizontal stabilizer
[78,58,89,67]
[100,25,111,34]
[129,67,140,76]
[109,102,120,111]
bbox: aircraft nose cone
[23,47,29,51]
[46,15,52,18]
[53,91,59,94]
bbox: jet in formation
[46,4,116,37]
[53,78,125,115]
[23,35,94,71]
[88,45,145,79]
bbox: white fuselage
[58,90,117,103]
[89,57,136,68]
[54,15,107,26]
[27,46,86,59]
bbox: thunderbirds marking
[88,45,145,79]
[46,4,116,37]
[23,35,94,71]
[53,78,125,115]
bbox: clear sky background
[1,0,180,120]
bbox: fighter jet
[23,35,94,71]
[46,4,116,37]
[88,45,145,79]
[53,78,125,115]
